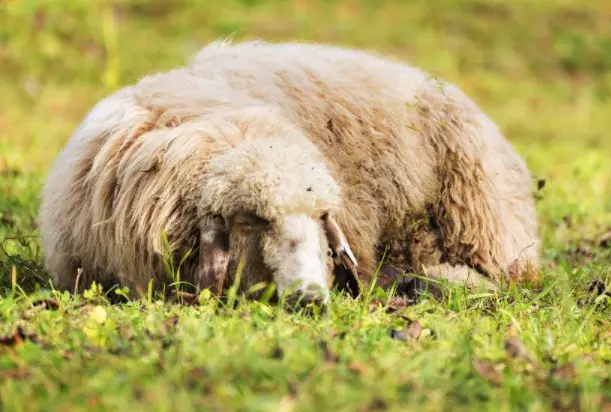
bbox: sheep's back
[190,42,443,270]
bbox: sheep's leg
[376,263,498,299]
[377,219,499,297]
[419,263,499,290]
[195,220,230,296]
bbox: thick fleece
[39,40,540,296]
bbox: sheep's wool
[39,40,540,295]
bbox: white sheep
[39,40,540,306]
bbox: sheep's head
[197,136,360,309]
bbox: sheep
[39,40,540,307]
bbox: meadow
[0,0,610,410]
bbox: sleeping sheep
[38,40,540,306]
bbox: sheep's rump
[39,41,539,293]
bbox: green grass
[1,0,610,410]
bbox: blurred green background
[2,0,611,163]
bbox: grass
[1,0,610,410]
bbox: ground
[0,0,610,411]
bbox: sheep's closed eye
[231,213,270,232]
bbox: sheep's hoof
[395,274,444,299]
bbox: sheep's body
[39,41,540,296]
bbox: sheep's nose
[284,285,328,314]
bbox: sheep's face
[197,210,360,309]
[197,135,359,308]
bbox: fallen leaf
[473,360,503,386]
[385,296,412,313]
[0,325,37,347]
[348,360,368,375]
[163,316,179,332]
[184,367,210,391]
[31,298,60,311]
[407,321,422,341]
[572,243,594,258]
[319,341,339,363]
[0,210,15,227]
[599,230,611,248]
[551,362,576,381]
[186,367,209,381]
[505,337,534,363]
[523,262,540,282]
[368,301,382,312]
[172,291,199,305]
[330,329,348,340]
[391,321,423,342]
[22,298,62,318]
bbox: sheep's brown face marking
[321,213,360,297]
[197,211,359,307]
[196,217,230,295]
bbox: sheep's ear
[197,216,230,296]
[322,214,361,298]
